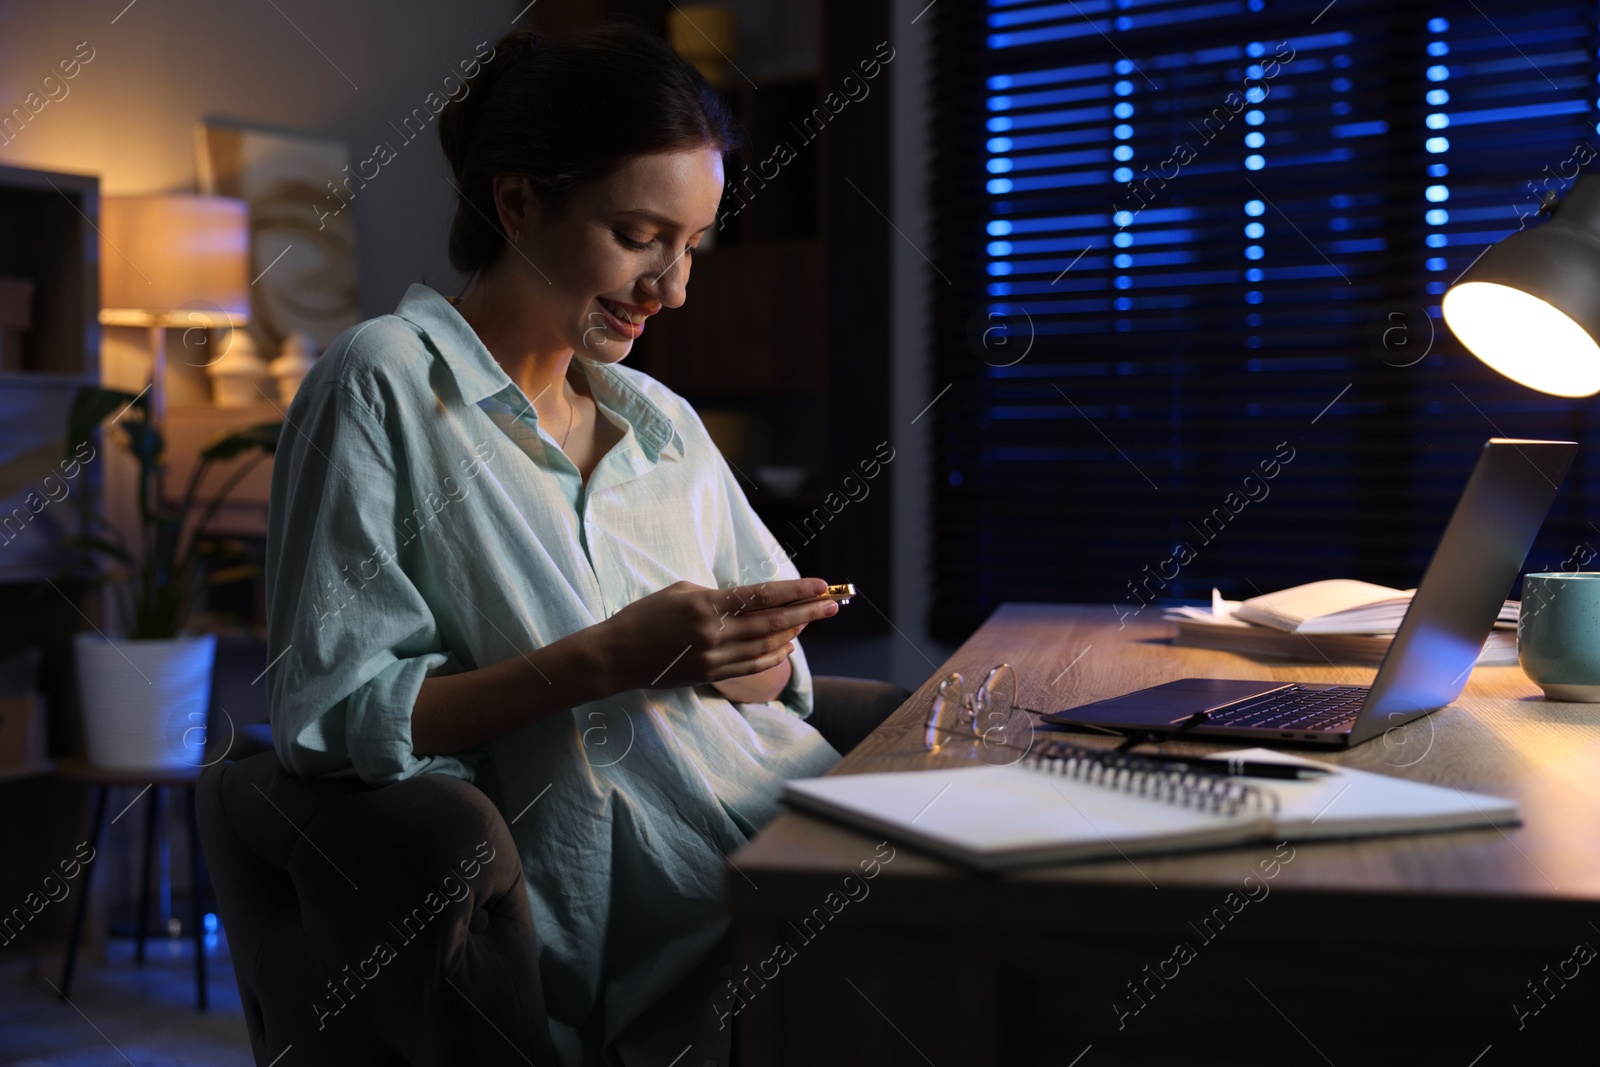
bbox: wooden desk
[728,604,1600,1065]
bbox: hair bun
[438,29,542,183]
[439,21,741,276]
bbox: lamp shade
[99,194,250,326]
[1443,175,1600,397]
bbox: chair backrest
[196,747,557,1066]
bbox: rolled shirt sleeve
[265,377,481,786]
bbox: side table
[55,760,208,1010]
[0,760,56,784]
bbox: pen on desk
[1152,756,1335,780]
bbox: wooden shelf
[0,165,101,587]
[0,164,99,378]
[0,166,103,930]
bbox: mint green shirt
[264,283,841,1064]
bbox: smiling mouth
[598,297,645,326]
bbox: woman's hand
[596,577,839,693]
[413,577,836,756]
[710,657,792,705]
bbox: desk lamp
[1443,174,1600,396]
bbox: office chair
[197,676,910,1066]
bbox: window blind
[928,0,1600,639]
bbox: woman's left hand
[711,656,793,704]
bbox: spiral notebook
[782,743,1518,872]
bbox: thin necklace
[557,381,577,451]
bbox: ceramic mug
[1519,572,1600,701]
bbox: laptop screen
[1351,439,1577,745]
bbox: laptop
[1043,439,1578,749]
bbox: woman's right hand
[595,577,840,693]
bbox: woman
[264,23,844,1066]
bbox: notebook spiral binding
[1021,738,1279,818]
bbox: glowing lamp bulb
[1443,281,1600,398]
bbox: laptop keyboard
[1205,684,1368,732]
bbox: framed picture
[195,121,360,358]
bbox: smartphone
[792,583,855,606]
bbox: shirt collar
[393,283,683,459]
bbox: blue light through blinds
[929,0,1600,637]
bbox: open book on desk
[782,744,1517,873]
[1202,579,1519,635]
[1164,585,1519,666]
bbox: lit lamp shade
[99,194,250,327]
[1443,175,1600,397]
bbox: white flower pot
[74,632,216,773]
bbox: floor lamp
[92,194,250,954]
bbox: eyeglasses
[921,662,1216,763]
[922,663,1045,765]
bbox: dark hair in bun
[437,21,743,276]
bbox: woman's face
[516,146,725,364]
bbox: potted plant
[58,386,280,772]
